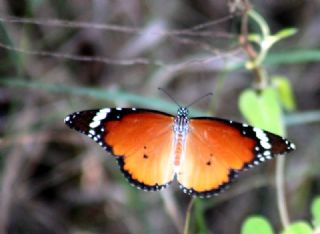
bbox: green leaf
[241,216,274,234]
[239,87,284,135]
[273,28,298,41]
[281,222,313,234]
[311,196,320,228]
[272,76,296,111]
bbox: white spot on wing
[260,141,271,149]
[89,121,100,128]
[263,151,271,156]
[290,143,296,150]
[93,112,106,122]
[89,108,111,129]
[100,108,111,113]
[253,127,272,150]
[254,128,268,141]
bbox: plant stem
[248,10,270,39]
[183,198,195,234]
[275,156,290,228]
[240,1,291,229]
[239,6,267,90]
[161,191,183,233]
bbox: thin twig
[0,40,243,68]
[181,14,235,32]
[0,13,241,68]
[0,41,165,66]
[0,15,235,38]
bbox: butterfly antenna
[186,92,213,108]
[158,88,181,107]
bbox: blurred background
[0,0,320,234]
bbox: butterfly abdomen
[174,134,186,167]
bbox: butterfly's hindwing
[179,170,239,198]
[117,157,172,191]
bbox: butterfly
[64,106,295,198]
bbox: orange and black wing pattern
[177,117,295,198]
[64,108,175,191]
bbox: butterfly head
[177,107,189,118]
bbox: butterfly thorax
[173,107,189,170]
[173,107,189,134]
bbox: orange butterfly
[64,106,295,198]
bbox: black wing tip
[64,110,98,132]
[117,157,172,192]
[241,137,296,172]
[283,138,296,152]
[64,110,112,152]
[178,170,238,198]
[64,113,79,131]
[64,112,76,128]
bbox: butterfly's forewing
[177,117,295,197]
[65,108,176,191]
